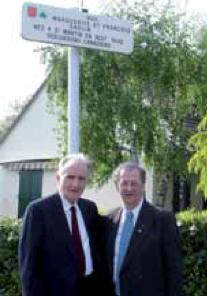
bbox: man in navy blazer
[106,161,183,296]
[19,153,105,296]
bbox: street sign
[22,2,133,54]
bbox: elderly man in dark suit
[19,153,105,296]
[106,161,183,296]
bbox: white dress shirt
[60,195,93,276]
[113,198,144,282]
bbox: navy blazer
[19,193,102,296]
[106,201,183,296]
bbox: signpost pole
[68,47,80,154]
[67,0,83,154]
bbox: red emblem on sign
[27,6,37,17]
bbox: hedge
[177,210,207,296]
[0,210,207,296]
[0,219,21,296]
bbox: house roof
[0,78,48,146]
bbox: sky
[0,0,207,120]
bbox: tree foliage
[187,26,207,199]
[188,115,207,198]
[41,0,207,183]
[0,99,27,141]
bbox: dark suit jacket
[106,200,183,296]
[19,193,103,296]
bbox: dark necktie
[71,206,85,277]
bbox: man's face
[56,160,88,203]
[117,168,145,209]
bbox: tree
[41,0,205,183]
[188,115,207,198]
[187,25,207,199]
[0,99,28,141]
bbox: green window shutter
[18,170,43,218]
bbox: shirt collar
[122,198,144,223]
[60,194,78,213]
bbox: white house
[0,81,154,218]
[0,81,59,218]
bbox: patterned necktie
[70,206,85,277]
[116,211,134,295]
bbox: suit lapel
[109,208,122,275]
[78,198,96,249]
[78,198,90,231]
[50,194,75,256]
[121,201,155,272]
[78,198,98,267]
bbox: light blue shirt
[60,195,93,276]
[113,198,144,282]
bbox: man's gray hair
[113,161,146,185]
[58,153,92,176]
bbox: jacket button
[138,274,143,280]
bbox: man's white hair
[58,153,92,175]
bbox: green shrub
[177,210,207,296]
[0,218,21,296]
[0,210,207,296]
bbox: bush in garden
[177,210,207,296]
[0,218,21,296]
[0,209,206,296]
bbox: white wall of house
[42,170,57,197]
[84,179,121,210]
[0,167,19,218]
[0,169,58,218]
[0,87,58,162]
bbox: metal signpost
[22,2,134,153]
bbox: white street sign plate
[21,2,133,54]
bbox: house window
[18,170,43,218]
